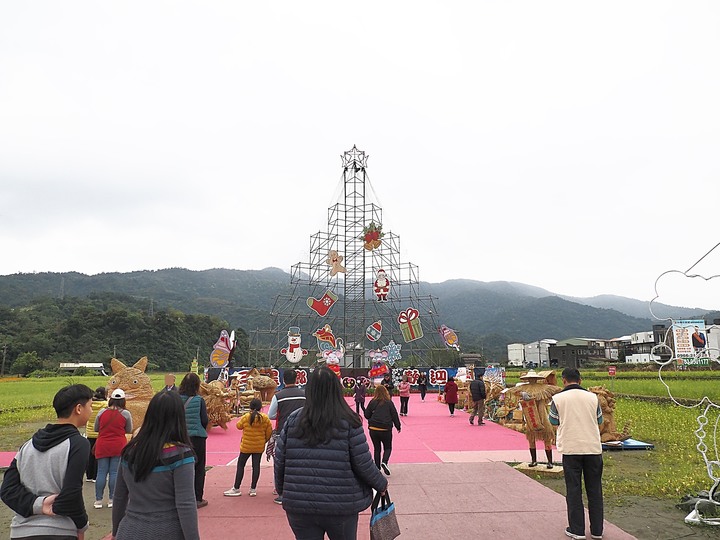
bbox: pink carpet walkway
[2,396,636,539]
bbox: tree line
[0,292,248,376]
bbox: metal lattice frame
[250,146,446,368]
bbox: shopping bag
[265,430,277,461]
[370,491,401,540]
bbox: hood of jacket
[31,423,80,452]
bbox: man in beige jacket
[549,367,604,540]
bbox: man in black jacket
[1,384,94,539]
[269,369,306,504]
[469,377,487,425]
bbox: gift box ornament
[397,308,423,342]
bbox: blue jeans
[95,455,121,502]
[286,512,359,540]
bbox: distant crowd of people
[1,366,604,540]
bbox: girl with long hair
[224,397,272,497]
[94,388,133,509]
[178,372,209,508]
[364,383,402,475]
[274,366,388,539]
[111,391,199,540]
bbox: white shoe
[108,501,113,509]
[223,487,242,497]
[93,501,103,509]
[249,489,257,497]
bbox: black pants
[355,400,366,415]
[562,454,604,538]
[448,403,456,415]
[418,385,427,400]
[234,452,262,489]
[190,436,207,501]
[286,512,359,540]
[369,429,393,467]
[86,438,98,480]
[399,396,409,415]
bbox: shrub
[26,370,59,378]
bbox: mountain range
[0,268,717,359]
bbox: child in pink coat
[398,376,411,416]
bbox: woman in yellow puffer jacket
[85,387,108,481]
[223,398,272,497]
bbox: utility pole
[1,343,7,377]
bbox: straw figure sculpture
[506,370,562,467]
[588,385,631,442]
[236,375,261,410]
[107,357,154,429]
[200,380,232,429]
[246,368,278,403]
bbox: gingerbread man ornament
[327,250,346,276]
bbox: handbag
[370,491,401,540]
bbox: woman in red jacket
[444,377,459,417]
[94,388,133,508]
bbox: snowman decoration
[374,269,390,302]
[281,326,308,364]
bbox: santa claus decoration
[374,269,390,302]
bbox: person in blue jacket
[274,365,388,539]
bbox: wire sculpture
[650,242,720,526]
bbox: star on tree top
[341,145,368,170]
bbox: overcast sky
[1,1,719,312]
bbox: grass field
[0,375,167,430]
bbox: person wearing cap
[1,384,94,539]
[93,388,133,509]
[549,367,604,540]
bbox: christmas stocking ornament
[307,289,338,317]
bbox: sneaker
[469,417,474,425]
[547,462,554,469]
[450,414,454,417]
[591,535,603,540]
[93,501,103,509]
[274,496,283,505]
[85,477,95,483]
[381,462,391,475]
[108,501,113,509]
[249,489,257,497]
[223,487,242,497]
[479,421,486,425]
[565,528,586,539]
[196,499,209,508]
[272,488,278,495]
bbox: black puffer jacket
[470,379,487,401]
[274,408,388,515]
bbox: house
[548,338,607,368]
[507,343,524,366]
[524,339,557,367]
[58,362,108,376]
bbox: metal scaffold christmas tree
[249,146,449,368]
